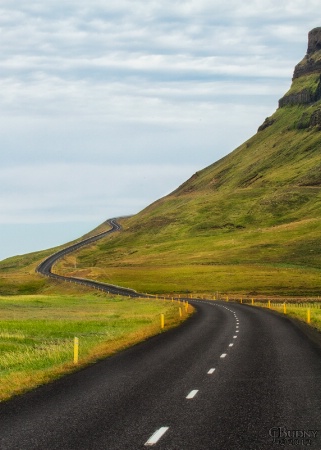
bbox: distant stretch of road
[36,218,145,297]
[1,300,321,449]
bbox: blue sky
[0,0,320,260]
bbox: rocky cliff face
[258,28,321,132]
[307,27,321,54]
[278,83,321,107]
[293,28,321,79]
[310,108,321,128]
[292,60,321,80]
[279,28,321,109]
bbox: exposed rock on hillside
[293,60,321,80]
[257,116,275,132]
[293,28,321,79]
[278,82,321,107]
[279,28,321,107]
[310,108,321,128]
[307,27,321,54]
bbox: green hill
[3,28,321,297]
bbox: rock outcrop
[279,28,321,108]
[278,84,321,107]
[257,116,275,132]
[293,28,321,79]
[307,27,321,54]
[310,108,321,128]
[292,60,321,80]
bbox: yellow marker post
[185,301,189,312]
[251,298,254,306]
[268,300,271,309]
[160,314,165,329]
[307,308,311,324]
[74,337,79,364]
[240,298,243,304]
[283,303,287,314]
[226,296,229,302]
[179,307,182,318]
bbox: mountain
[54,28,321,297]
[3,28,321,297]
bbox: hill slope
[4,28,321,297]
[54,28,321,297]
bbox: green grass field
[247,299,321,331]
[283,304,321,329]
[0,293,192,401]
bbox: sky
[0,0,320,261]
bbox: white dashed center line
[233,335,237,338]
[229,343,233,347]
[186,389,199,399]
[220,353,227,358]
[145,427,169,446]
[207,368,216,374]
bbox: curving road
[36,218,145,298]
[1,300,321,449]
[1,218,320,448]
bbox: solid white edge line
[145,427,169,446]
[208,368,215,374]
[220,353,227,358]
[186,389,199,399]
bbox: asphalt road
[36,218,121,276]
[1,300,321,449]
[36,218,144,298]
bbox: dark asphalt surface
[1,300,321,449]
[36,218,144,298]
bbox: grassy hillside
[3,34,321,298]
[54,100,321,296]
[0,220,114,295]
